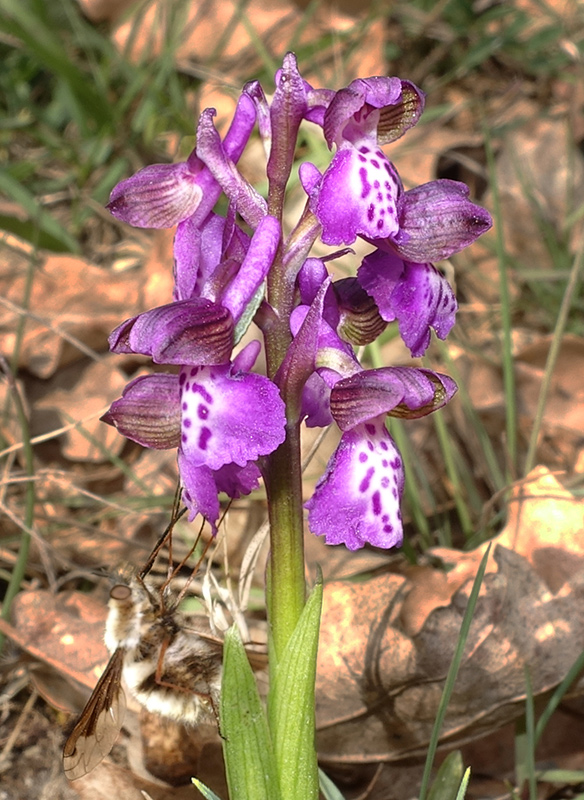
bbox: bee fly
[63,502,225,781]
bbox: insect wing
[63,648,126,780]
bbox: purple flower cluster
[103,54,491,551]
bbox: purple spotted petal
[310,147,402,246]
[306,418,404,550]
[108,162,204,228]
[358,250,457,357]
[101,374,181,449]
[109,299,234,366]
[178,454,221,533]
[179,453,262,534]
[330,367,457,430]
[392,179,493,262]
[179,364,286,470]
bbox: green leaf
[0,171,79,253]
[428,751,464,800]
[0,214,76,253]
[269,580,323,800]
[221,626,280,800]
[192,778,224,800]
[0,0,113,132]
[455,768,471,800]
[319,768,347,800]
[233,281,265,346]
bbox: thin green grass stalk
[432,409,474,538]
[434,341,506,492]
[208,0,253,67]
[455,768,471,800]
[522,668,537,800]
[450,444,483,521]
[0,358,35,653]
[534,646,584,745]
[1,0,113,134]
[483,122,517,476]
[524,241,584,474]
[287,0,322,53]
[192,779,223,800]
[318,769,346,800]
[388,419,433,548]
[5,246,36,405]
[508,142,570,271]
[237,7,279,76]
[417,544,491,800]
[537,770,584,784]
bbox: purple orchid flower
[107,91,257,229]
[103,54,491,551]
[306,366,456,550]
[103,216,286,532]
[280,270,456,550]
[299,77,491,261]
[357,248,457,357]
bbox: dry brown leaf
[29,357,130,462]
[317,542,584,764]
[1,255,143,378]
[416,466,584,626]
[451,335,584,475]
[305,531,393,582]
[3,590,108,700]
[493,117,584,267]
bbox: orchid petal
[178,454,221,533]
[179,453,262,535]
[311,147,402,246]
[108,162,204,228]
[221,215,280,322]
[330,367,457,430]
[268,53,308,190]
[179,365,286,470]
[306,418,404,550]
[109,299,234,365]
[196,108,267,228]
[101,374,181,449]
[323,77,424,147]
[358,250,457,356]
[393,179,492,262]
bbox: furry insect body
[106,578,222,725]
[64,575,223,780]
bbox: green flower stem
[264,420,307,661]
